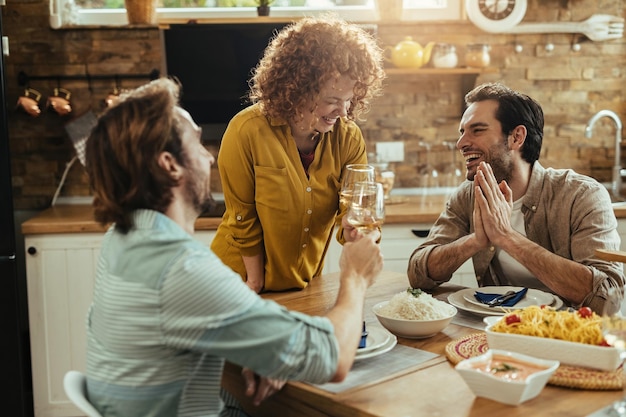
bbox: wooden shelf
[384,67,499,76]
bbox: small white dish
[463,286,555,311]
[448,289,563,317]
[358,326,391,354]
[354,332,397,361]
[455,349,559,406]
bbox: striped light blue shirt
[86,209,338,417]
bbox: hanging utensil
[501,14,624,42]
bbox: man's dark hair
[465,82,544,163]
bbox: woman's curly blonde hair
[249,14,385,123]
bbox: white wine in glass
[603,287,626,349]
[602,287,626,415]
[339,164,375,211]
[346,182,385,235]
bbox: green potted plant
[256,0,273,16]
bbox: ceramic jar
[385,37,435,69]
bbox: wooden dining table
[221,271,623,417]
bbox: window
[402,0,461,20]
[50,0,461,28]
[51,0,376,27]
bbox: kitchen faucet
[585,110,624,199]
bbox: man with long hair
[84,78,383,416]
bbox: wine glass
[602,287,626,415]
[339,164,375,212]
[444,140,463,188]
[345,181,385,235]
[418,141,439,189]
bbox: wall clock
[465,0,528,33]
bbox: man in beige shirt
[408,83,624,314]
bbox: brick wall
[2,0,625,209]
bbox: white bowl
[483,316,621,372]
[372,301,457,339]
[455,349,560,406]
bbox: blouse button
[307,209,312,214]
[302,244,307,248]
[236,215,242,221]
[304,227,310,232]
[489,246,495,252]
[306,187,312,192]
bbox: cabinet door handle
[27,246,37,255]
[411,229,430,238]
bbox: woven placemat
[445,332,624,390]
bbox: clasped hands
[473,162,515,249]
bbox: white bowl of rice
[372,288,457,339]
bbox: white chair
[63,370,103,417]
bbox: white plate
[483,316,621,372]
[462,286,555,311]
[354,332,397,361]
[358,326,391,354]
[448,289,563,317]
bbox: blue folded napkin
[359,321,368,349]
[474,288,528,307]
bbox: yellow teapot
[385,37,435,69]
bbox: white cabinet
[25,233,102,417]
[323,224,477,288]
[24,230,216,417]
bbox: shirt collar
[130,209,190,238]
[267,113,339,135]
[522,161,545,213]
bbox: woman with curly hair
[211,14,385,292]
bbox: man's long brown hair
[85,78,186,233]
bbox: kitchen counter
[21,195,451,235]
[21,194,626,234]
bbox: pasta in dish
[490,305,604,346]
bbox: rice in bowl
[373,288,457,338]
[377,288,456,321]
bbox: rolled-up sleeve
[408,184,475,289]
[564,183,624,313]
[162,250,339,383]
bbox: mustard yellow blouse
[210,103,367,291]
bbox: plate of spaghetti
[484,306,621,372]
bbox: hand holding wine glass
[345,181,385,236]
[340,164,375,212]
